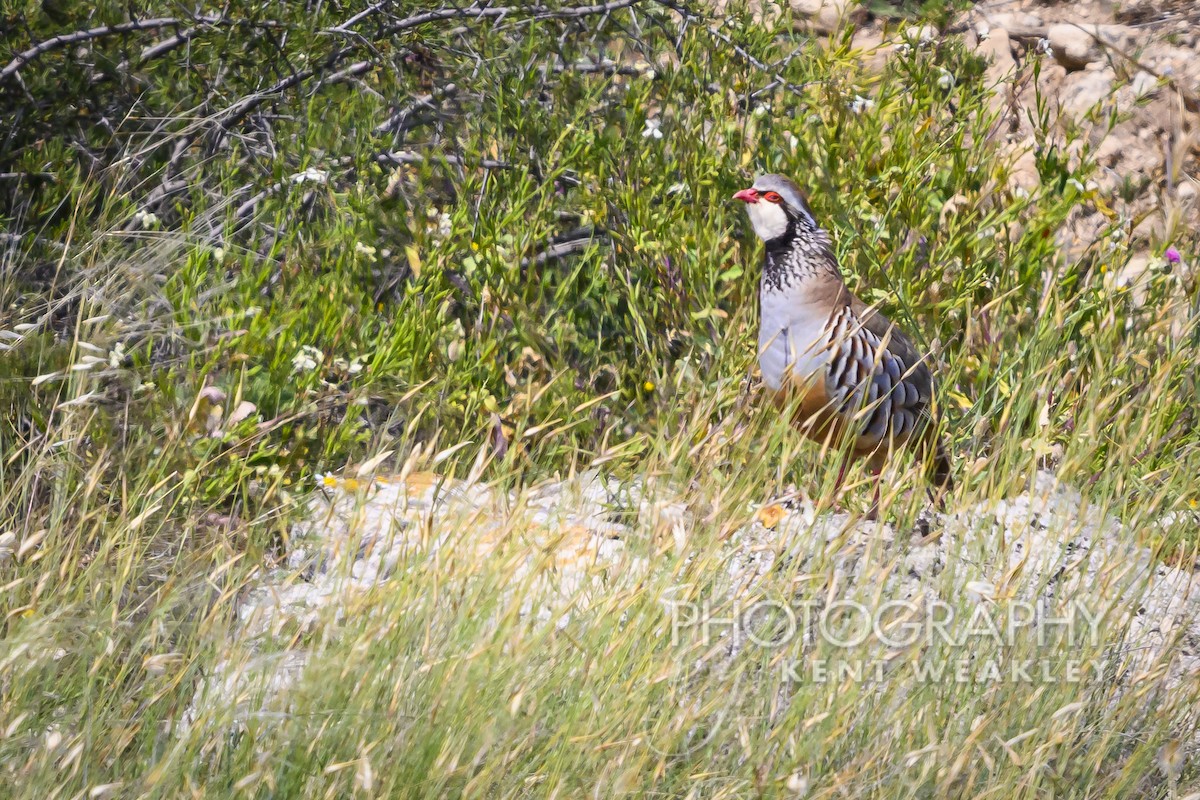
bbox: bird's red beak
[732,188,758,203]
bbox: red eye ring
[762,191,783,203]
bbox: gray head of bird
[732,174,820,244]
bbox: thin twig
[521,226,610,269]
[554,58,647,77]
[323,60,376,86]
[376,150,512,169]
[0,172,56,182]
[374,84,459,135]
[0,232,68,252]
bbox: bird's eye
[762,191,783,203]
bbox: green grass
[2,0,1200,796]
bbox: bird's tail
[930,437,953,493]
[920,436,954,514]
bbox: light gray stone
[1131,70,1160,99]
[791,0,853,35]
[979,27,1015,76]
[1060,68,1116,117]
[1048,23,1135,71]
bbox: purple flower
[1164,246,1182,264]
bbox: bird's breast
[757,290,834,392]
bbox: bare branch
[137,28,205,64]
[380,0,644,36]
[322,60,376,86]
[555,58,647,77]
[2,15,223,81]
[328,2,391,34]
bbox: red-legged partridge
[734,173,952,518]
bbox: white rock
[1048,23,1135,71]
[1060,69,1116,117]
[978,26,1016,86]
[1131,70,1160,99]
[1006,145,1040,195]
[904,24,937,45]
[791,0,852,35]
[983,12,1046,41]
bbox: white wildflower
[292,345,324,373]
[133,210,159,229]
[0,531,16,563]
[1037,38,1052,56]
[333,356,366,375]
[785,773,809,795]
[937,70,955,90]
[849,95,874,114]
[108,342,126,369]
[642,118,663,139]
[752,103,770,118]
[290,167,329,185]
[227,401,257,426]
[354,242,378,260]
[437,211,452,237]
[444,319,466,362]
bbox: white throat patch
[746,201,789,242]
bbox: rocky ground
[799,0,1199,282]
[185,468,1200,740]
